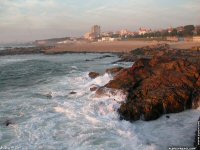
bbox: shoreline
[0,41,200,56]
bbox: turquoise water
[0,53,199,150]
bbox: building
[84,25,101,40]
[120,29,129,36]
[101,32,113,37]
[176,26,184,33]
[193,25,200,35]
[84,32,96,40]
[168,27,173,33]
[91,25,101,38]
[138,28,152,35]
[120,29,136,37]
[166,36,179,42]
[193,36,200,42]
[99,37,121,42]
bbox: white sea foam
[1,54,199,150]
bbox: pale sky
[0,0,199,43]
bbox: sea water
[0,53,199,150]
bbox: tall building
[91,25,101,38]
[84,25,101,40]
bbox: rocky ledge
[97,44,200,122]
[0,46,54,56]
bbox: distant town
[35,24,200,45]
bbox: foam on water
[0,53,199,150]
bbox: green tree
[183,25,195,36]
[170,29,177,36]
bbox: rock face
[0,46,54,56]
[90,86,98,92]
[119,43,200,64]
[104,56,200,121]
[88,72,100,79]
[106,66,124,76]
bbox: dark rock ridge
[106,66,124,76]
[119,43,200,64]
[0,46,54,56]
[101,55,200,121]
[69,91,76,95]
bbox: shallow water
[0,53,199,150]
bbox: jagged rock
[88,72,100,79]
[105,66,124,76]
[119,43,200,64]
[90,87,98,92]
[103,56,200,121]
[3,119,15,126]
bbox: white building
[138,28,152,35]
[193,36,200,42]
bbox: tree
[170,29,177,36]
[183,25,195,36]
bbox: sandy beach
[44,41,200,54]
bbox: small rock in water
[88,72,100,79]
[69,91,76,94]
[3,119,14,126]
[166,115,170,119]
[90,87,98,91]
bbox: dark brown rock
[90,87,98,92]
[106,67,124,75]
[3,119,14,126]
[69,91,76,94]
[88,72,100,79]
[103,56,200,121]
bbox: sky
[0,0,199,43]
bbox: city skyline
[0,0,199,43]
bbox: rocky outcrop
[0,46,54,56]
[90,86,98,92]
[103,56,200,121]
[105,66,124,76]
[119,43,200,64]
[88,72,100,79]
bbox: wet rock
[3,119,14,126]
[85,59,93,62]
[119,43,200,64]
[46,92,53,99]
[103,56,200,121]
[90,87,98,92]
[166,115,170,119]
[95,87,110,97]
[105,66,124,76]
[88,72,100,79]
[94,55,113,60]
[69,91,76,94]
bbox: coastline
[1,41,200,56]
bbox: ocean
[0,53,199,150]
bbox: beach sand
[45,41,200,54]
